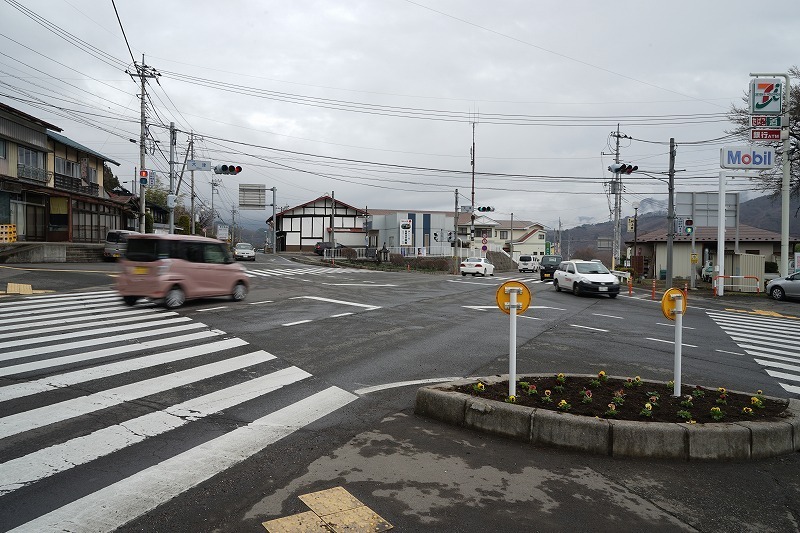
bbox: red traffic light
[139,169,149,177]
[214,164,242,175]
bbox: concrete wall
[0,242,103,263]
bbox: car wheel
[770,286,786,301]
[462,272,467,276]
[482,269,487,276]
[122,295,138,306]
[553,280,560,292]
[573,283,581,296]
[231,282,247,301]
[163,286,186,309]
[472,273,476,276]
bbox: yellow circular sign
[660,288,687,320]
[496,280,531,315]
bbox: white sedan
[233,242,256,261]
[460,257,494,277]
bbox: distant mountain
[557,194,800,260]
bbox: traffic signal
[139,169,149,185]
[608,163,638,174]
[476,206,495,212]
[213,164,242,175]
[685,218,694,235]
[433,232,439,242]
[447,231,453,242]
[627,217,635,233]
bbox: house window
[18,146,45,169]
[0,139,6,159]
[499,230,508,239]
[538,233,545,239]
[745,249,760,255]
[55,157,79,178]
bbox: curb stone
[414,375,800,461]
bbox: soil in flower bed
[454,375,789,424]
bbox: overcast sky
[2,0,798,230]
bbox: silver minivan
[518,255,539,273]
[103,230,138,261]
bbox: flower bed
[454,371,788,424]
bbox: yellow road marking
[724,308,799,320]
[264,486,392,533]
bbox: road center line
[290,296,380,310]
[283,320,313,327]
[647,338,698,348]
[569,324,609,332]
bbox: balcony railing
[17,164,50,184]
[54,174,100,196]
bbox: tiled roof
[47,130,120,166]
[629,224,800,243]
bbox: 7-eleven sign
[750,78,783,115]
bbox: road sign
[187,160,212,171]
[481,245,487,251]
[751,116,783,128]
[751,129,781,141]
[481,238,488,244]
[691,253,699,264]
[660,288,687,321]
[496,280,531,315]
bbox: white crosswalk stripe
[0,290,357,531]
[245,265,373,278]
[707,310,800,396]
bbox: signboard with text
[751,129,781,141]
[750,78,783,115]
[720,146,775,169]
[399,219,413,246]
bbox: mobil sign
[720,146,775,169]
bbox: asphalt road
[1,256,799,532]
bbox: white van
[518,255,539,273]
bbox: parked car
[460,256,494,277]
[116,234,249,309]
[518,255,539,273]
[314,241,344,255]
[233,242,256,261]
[552,259,620,298]
[103,229,139,261]
[539,254,563,281]
[766,272,800,301]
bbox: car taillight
[460,263,466,267]
[475,263,482,267]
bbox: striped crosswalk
[707,310,800,395]
[0,290,357,532]
[245,265,373,278]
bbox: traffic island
[414,375,800,461]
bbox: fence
[712,275,761,295]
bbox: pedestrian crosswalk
[707,310,800,396]
[245,265,374,278]
[0,290,357,532]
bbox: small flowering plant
[676,409,692,421]
[557,399,571,412]
[633,376,643,387]
[624,377,635,389]
[640,402,653,418]
[556,373,566,384]
[710,406,725,421]
[580,389,593,404]
[751,396,765,409]
[473,381,486,393]
[611,389,625,406]
[742,406,754,416]
[680,395,694,408]
[505,395,517,404]
[526,383,538,396]
[691,385,706,398]
[667,380,675,390]
[716,393,728,405]
[541,389,553,403]
[604,403,618,418]
[647,394,660,408]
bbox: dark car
[313,241,344,255]
[539,254,563,281]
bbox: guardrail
[712,275,761,296]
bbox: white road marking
[196,306,228,312]
[646,338,698,348]
[593,313,624,319]
[0,327,216,376]
[321,283,397,287]
[715,349,744,356]
[354,377,462,395]
[0,366,310,495]
[283,320,313,326]
[519,315,541,321]
[248,300,274,305]
[656,322,696,329]
[0,309,178,338]
[290,295,380,310]
[569,324,608,333]
[9,387,357,533]
[330,312,354,318]
[0,350,277,440]
[0,337,248,402]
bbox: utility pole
[666,137,676,288]
[127,55,159,234]
[510,212,514,260]
[270,186,277,255]
[210,178,221,237]
[330,190,335,249]
[168,122,176,234]
[231,206,237,245]
[190,132,195,235]
[470,122,476,255]
[611,124,622,270]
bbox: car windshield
[236,243,253,250]
[541,256,561,266]
[576,262,610,274]
[466,257,484,263]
